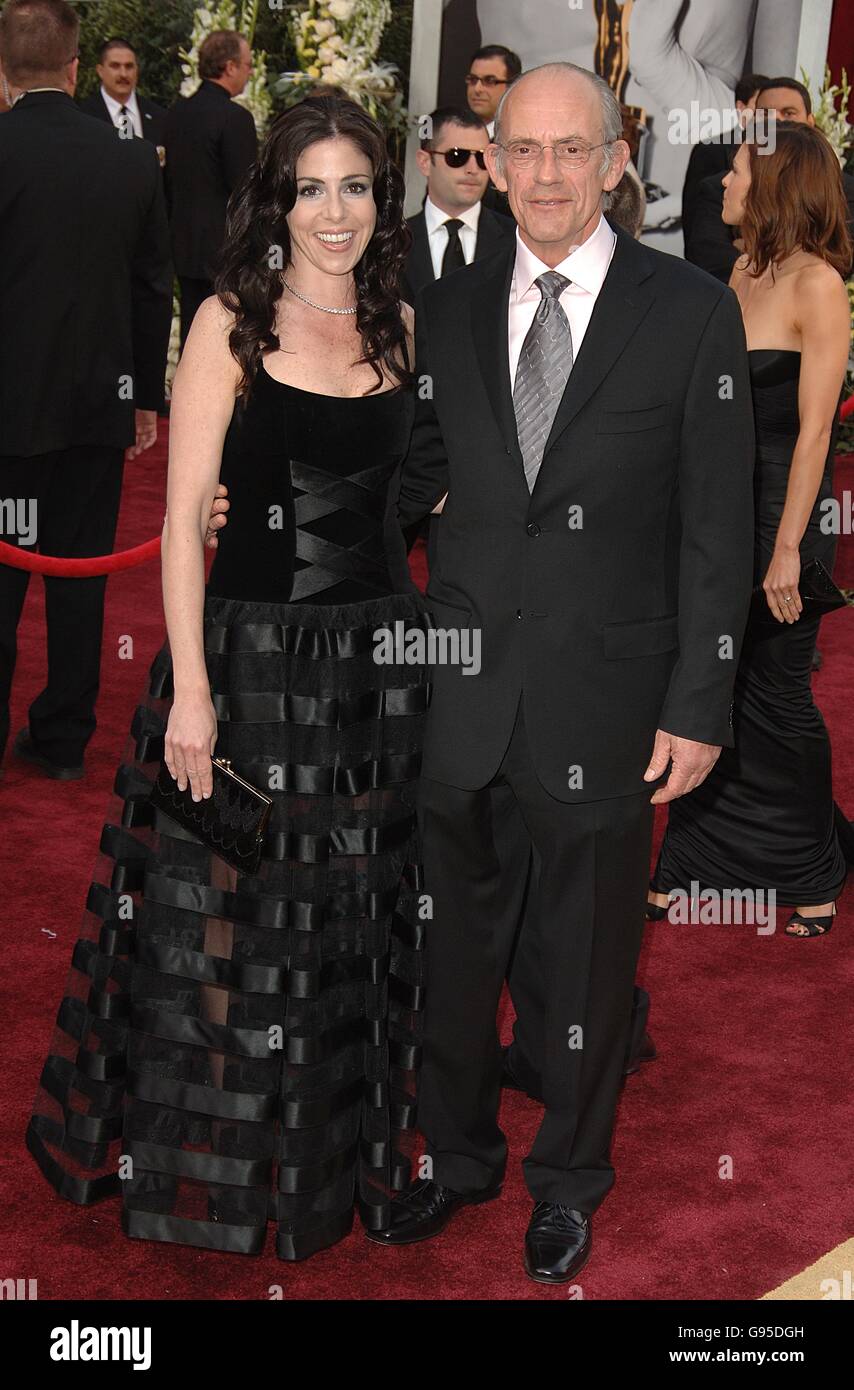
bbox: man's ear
[484,143,507,192]
[602,138,631,194]
[414,147,431,180]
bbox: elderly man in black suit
[686,77,854,283]
[0,0,172,780]
[78,36,166,149]
[402,105,514,305]
[163,30,257,348]
[369,61,755,1282]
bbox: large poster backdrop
[431,0,836,256]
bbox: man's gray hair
[493,62,623,176]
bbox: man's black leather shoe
[524,1202,591,1284]
[13,728,83,780]
[364,1177,502,1246]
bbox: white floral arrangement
[802,65,851,166]
[180,0,273,136]
[276,0,406,132]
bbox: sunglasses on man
[427,147,488,170]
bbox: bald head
[485,62,629,266]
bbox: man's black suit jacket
[78,89,167,146]
[686,167,854,284]
[0,91,172,457]
[681,137,734,244]
[401,204,515,304]
[163,80,258,280]
[398,220,756,803]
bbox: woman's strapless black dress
[652,349,849,907]
[26,366,430,1260]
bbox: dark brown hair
[741,122,852,278]
[0,0,78,84]
[199,30,245,81]
[215,91,413,398]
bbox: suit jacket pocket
[425,590,473,624]
[597,402,671,434]
[603,614,679,659]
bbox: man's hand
[643,729,721,805]
[205,484,230,548]
[128,409,158,459]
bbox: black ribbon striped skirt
[26,591,429,1260]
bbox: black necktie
[441,219,466,276]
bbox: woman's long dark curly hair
[214,90,413,397]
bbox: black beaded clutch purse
[149,757,273,875]
[750,557,848,627]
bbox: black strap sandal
[784,904,837,939]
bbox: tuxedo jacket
[401,204,515,304]
[681,137,733,245]
[0,91,173,457]
[163,80,257,280]
[78,89,167,146]
[398,220,756,802]
[686,168,854,284]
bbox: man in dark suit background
[0,0,172,779]
[78,36,166,149]
[370,62,755,1281]
[686,77,854,283]
[402,104,515,305]
[464,43,520,219]
[163,29,257,347]
[681,72,768,245]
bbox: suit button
[526,522,541,537]
[515,609,522,620]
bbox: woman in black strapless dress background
[649,124,853,938]
[27,94,429,1260]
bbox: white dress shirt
[424,194,482,280]
[101,85,143,138]
[508,213,617,387]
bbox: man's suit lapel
[470,244,525,472]
[410,214,435,297]
[537,227,657,472]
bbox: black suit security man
[78,36,167,149]
[163,30,257,347]
[402,105,514,306]
[369,62,755,1282]
[0,0,172,778]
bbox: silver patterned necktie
[512,270,573,492]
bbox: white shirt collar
[12,87,66,105]
[101,85,140,120]
[424,193,482,237]
[512,213,616,302]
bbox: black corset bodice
[748,349,838,572]
[206,365,416,604]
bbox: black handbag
[148,756,273,876]
[750,557,848,627]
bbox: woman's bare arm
[161,295,241,795]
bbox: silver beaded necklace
[282,278,357,315]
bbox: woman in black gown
[26,94,429,1259]
[649,124,853,938]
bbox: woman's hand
[165,693,218,800]
[763,548,802,624]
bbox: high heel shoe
[784,903,837,939]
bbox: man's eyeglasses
[496,139,613,169]
[464,74,508,88]
[427,147,488,171]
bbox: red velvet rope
[0,394,851,577]
[0,536,161,577]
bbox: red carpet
[2,430,853,1300]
